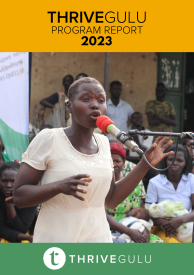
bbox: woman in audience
[0,162,36,242]
[106,142,163,243]
[182,139,194,173]
[146,144,194,242]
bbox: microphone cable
[141,136,180,172]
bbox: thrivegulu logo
[43,248,152,267]
[43,247,66,270]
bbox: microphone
[96,115,144,156]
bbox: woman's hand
[5,196,14,204]
[57,174,92,201]
[142,228,150,243]
[143,137,174,167]
[127,229,147,243]
[162,217,182,237]
[28,235,33,243]
[17,233,33,243]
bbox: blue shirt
[145,173,194,211]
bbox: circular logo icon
[43,247,66,270]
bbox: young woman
[107,142,146,220]
[146,144,194,242]
[0,162,36,242]
[13,77,173,243]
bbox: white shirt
[106,98,134,134]
[128,125,153,157]
[145,174,194,211]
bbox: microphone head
[96,115,115,134]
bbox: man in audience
[39,74,74,108]
[106,81,134,143]
[127,112,153,164]
[39,74,74,127]
[145,81,177,135]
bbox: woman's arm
[13,163,92,208]
[0,204,26,242]
[155,114,177,126]
[17,233,33,243]
[146,112,162,126]
[5,197,16,221]
[105,137,174,209]
[39,98,54,108]
[4,197,36,234]
[39,93,59,108]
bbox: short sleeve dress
[22,128,113,243]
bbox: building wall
[30,52,158,128]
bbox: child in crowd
[112,207,156,243]
[0,162,37,243]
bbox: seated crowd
[1,75,194,243]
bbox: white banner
[0,52,29,135]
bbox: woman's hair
[160,144,193,176]
[68,77,105,99]
[0,161,20,178]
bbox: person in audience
[146,144,194,243]
[127,112,154,164]
[75,73,88,80]
[182,139,194,173]
[112,207,153,243]
[40,74,74,108]
[106,142,163,243]
[149,201,193,243]
[0,161,37,243]
[39,125,53,132]
[39,74,74,127]
[145,81,177,137]
[106,81,134,143]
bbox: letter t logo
[50,251,59,266]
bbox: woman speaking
[13,77,173,243]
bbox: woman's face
[112,154,124,174]
[0,169,17,198]
[166,151,186,176]
[68,83,107,129]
